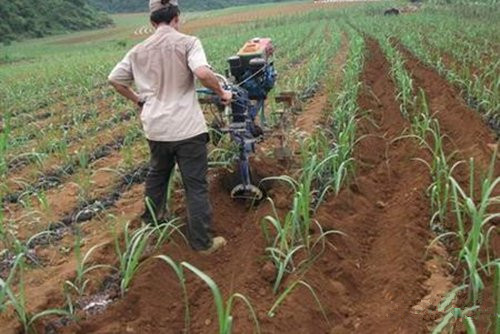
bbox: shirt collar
[156,25,175,34]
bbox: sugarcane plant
[155,255,261,334]
[379,36,415,118]
[261,197,344,293]
[413,118,459,232]
[0,112,11,177]
[447,154,500,305]
[64,228,115,297]
[112,215,185,297]
[0,254,71,333]
[267,278,330,328]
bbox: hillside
[87,0,286,13]
[0,0,112,43]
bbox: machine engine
[227,38,277,103]
[196,37,280,200]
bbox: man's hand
[109,80,141,110]
[220,90,232,106]
[194,66,232,105]
[137,99,146,111]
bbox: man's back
[131,26,198,104]
[109,25,209,141]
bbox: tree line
[0,0,112,43]
[87,0,286,13]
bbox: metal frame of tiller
[197,38,299,201]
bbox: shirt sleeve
[187,38,209,72]
[108,51,134,86]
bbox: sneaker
[198,237,227,255]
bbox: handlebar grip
[198,95,222,106]
[196,88,216,95]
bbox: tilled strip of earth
[395,41,499,334]
[311,38,434,333]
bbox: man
[108,0,231,254]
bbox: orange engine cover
[237,38,274,60]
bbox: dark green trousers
[143,133,213,251]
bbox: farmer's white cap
[150,0,179,14]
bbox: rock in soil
[260,261,277,283]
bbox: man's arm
[188,38,232,105]
[194,66,232,105]
[109,80,141,107]
[108,51,144,108]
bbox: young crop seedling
[413,120,459,232]
[427,150,499,307]
[447,155,500,304]
[0,254,24,312]
[433,306,479,334]
[113,222,155,297]
[154,256,191,331]
[261,198,344,293]
[35,190,51,215]
[0,226,55,267]
[112,214,184,297]
[261,199,306,293]
[0,113,11,177]
[156,255,261,334]
[0,254,71,333]
[379,36,415,118]
[268,279,330,327]
[207,128,239,169]
[65,228,115,297]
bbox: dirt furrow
[397,45,499,174]
[296,32,349,134]
[312,38,433,333]
[397,43,500,334]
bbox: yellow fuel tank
[237,38,274,60]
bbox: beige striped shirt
[109,25,209,141]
